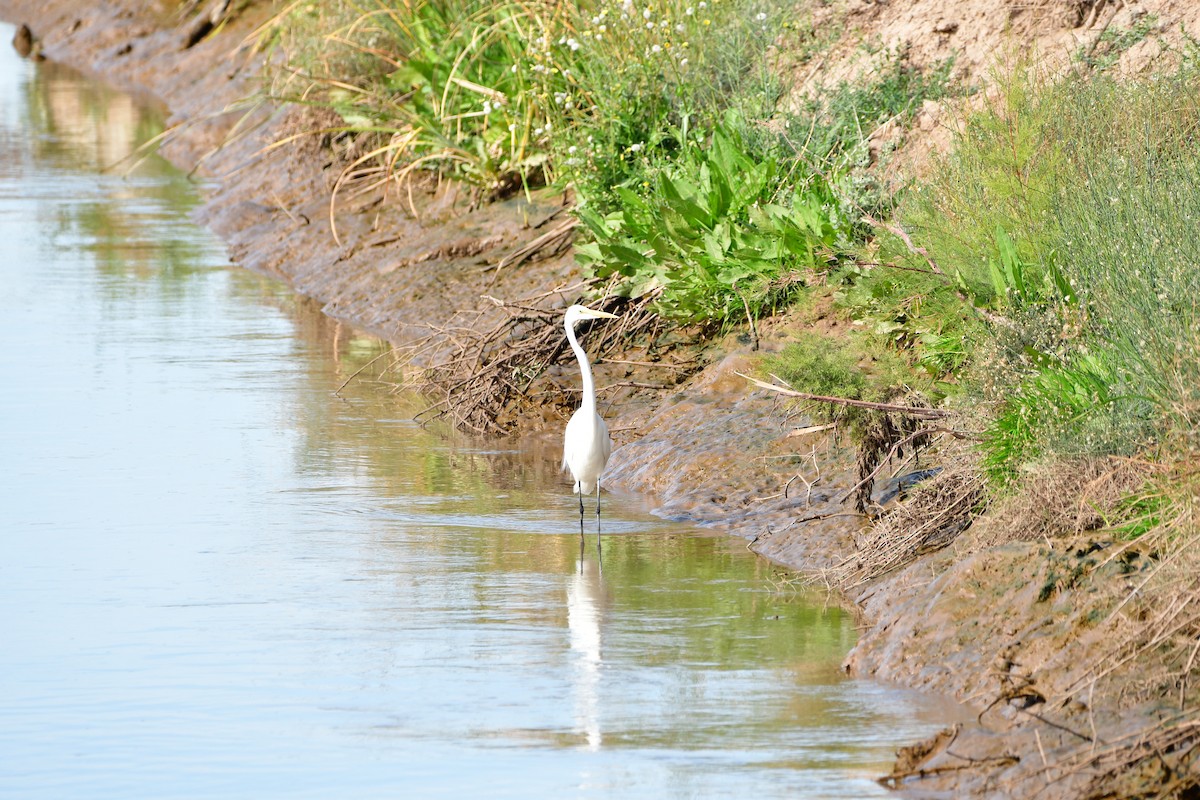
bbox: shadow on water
[0,25,964,800]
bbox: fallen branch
[735,372,952,418]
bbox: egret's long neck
[566,318,596,414]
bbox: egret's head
[564,304,618,327]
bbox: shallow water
[0,27,952,799]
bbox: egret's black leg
[578,491,586,543]
[595,483,602,556]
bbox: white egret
[561,304,618,545]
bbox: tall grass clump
[546,0,789,212]
[854,56,1200,482]
[257,0,573,200]
[1052,149,1200,454]
[791,46,955,218]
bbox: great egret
[561,304,618,545]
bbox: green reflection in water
[20,59,212,287]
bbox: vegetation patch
[577,122,846,327]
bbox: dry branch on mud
[407,285,677,435]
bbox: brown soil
[4,1,1197,796]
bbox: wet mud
[4,2,1194,796]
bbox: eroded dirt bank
[5,2,1196,796]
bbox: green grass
[794,45,955,167]
[842,57,1200,482]
[1076,13,1160,70]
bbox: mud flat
[5,2,1195,796]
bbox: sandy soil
[4,1,1197,796]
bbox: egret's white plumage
[562,409,611,495]
[561,305,617,536]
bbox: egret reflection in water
[569,555,608,751]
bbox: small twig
[1035,729,1050,780]
[793,511,868,525]
[862,214,945,275]
[854,259,945,277]
[334,348,397,396]
[491,217,578,277]
[732,281,759,351]
[597,381,674,391]
[879,755,1019,787]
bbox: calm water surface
[0,28,951,799]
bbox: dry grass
[828,440,985,587]
[851,394,936,513]
[998,462,1200,797]
[970,456,1160,548]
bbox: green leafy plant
[984,226,1077,312]
[575,123,847,325]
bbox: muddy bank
[5,3,1195,797]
